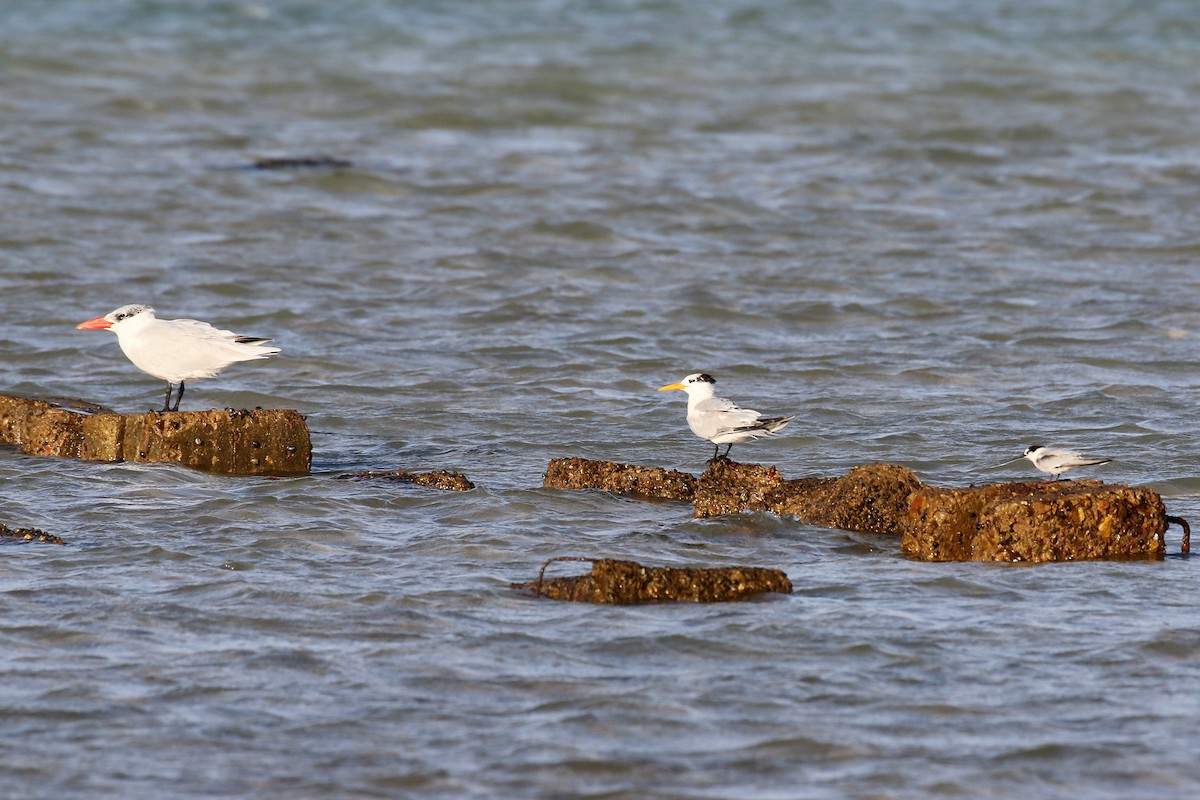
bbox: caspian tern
[658,372,794,461]
[76,304,280,411]
[1021,445,1112,480]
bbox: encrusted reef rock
[0,393,310,476]
[512,557,792,603]
[543,457,696,502]
[690,459,795,517]
[542,457,920,532]
[694,459,922,534]
[337,469,475,491]
[904,480,1167,562]
[1,522,65,545]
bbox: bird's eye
[116,314,126,320]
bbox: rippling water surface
[3,2,1200,798]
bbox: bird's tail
[226,337,281,360]
[757,415,795,434]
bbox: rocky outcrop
[336,469,475,491]
[693,459,922,535]
[543,457,696,502]
[0,394,311,476]
[904,481,1168,562]
[543,456,920,533]
[512,557,792,603]
[544,455,1182,563]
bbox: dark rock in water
[768,463,923,535]
[545,454,1181,563]
[512,557,792,604]
[543,457,696,502]
[123,408,311,476]
[904,480,1167,563]
[337,469,474,491]
[1,522,65,545]
[690,459,795,518]
[0,393,311,476]
[251,157,352,170]
[693,459,922,535]
[904,481,1076,561]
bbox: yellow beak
[658,382,685,392]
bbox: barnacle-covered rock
[903,480,1167,562]
[543,457,696,502]
[694,459,921,535]
[1,522,65,545]
[337,469,474,491]
[0,393,310,476]
[512,557,792,603]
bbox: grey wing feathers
[695,396,741,413]
[169,318,272,345]
[698,397,763,429]
[168,317,245,341]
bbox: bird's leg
[171,381,185,412]
[723,443,733,459]
[709,443,720,462]
[162,382,173,412]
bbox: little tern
[1021,445,1112,480]
[76,304,280,411]
[658,372,794,460]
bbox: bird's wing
[1062,452,1111,467]
[165,317,252,342]
[694,396,741,413]
[694,396,762,429]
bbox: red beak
[76,316,113,330]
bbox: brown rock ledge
[336,469,475,491]
[904,481,1168,562]
[0,393,311,476]
[512,557,793,603]
[693,459,922,534]
[544,456,1180,563]
[543,457,696,502]
[543,456,920,533]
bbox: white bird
[76,304,280,411]
[1021,445,1112,480]
[658,372,794,461]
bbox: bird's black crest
[695,373,716,384]
[110,304,152,322]
[1025,444,1042,454]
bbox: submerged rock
[337,469,474,491]
[512,557,792,603]
[1,522,65,545]
[543,457,696,502]
[251,156,352,170]
[0,393,311,476]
